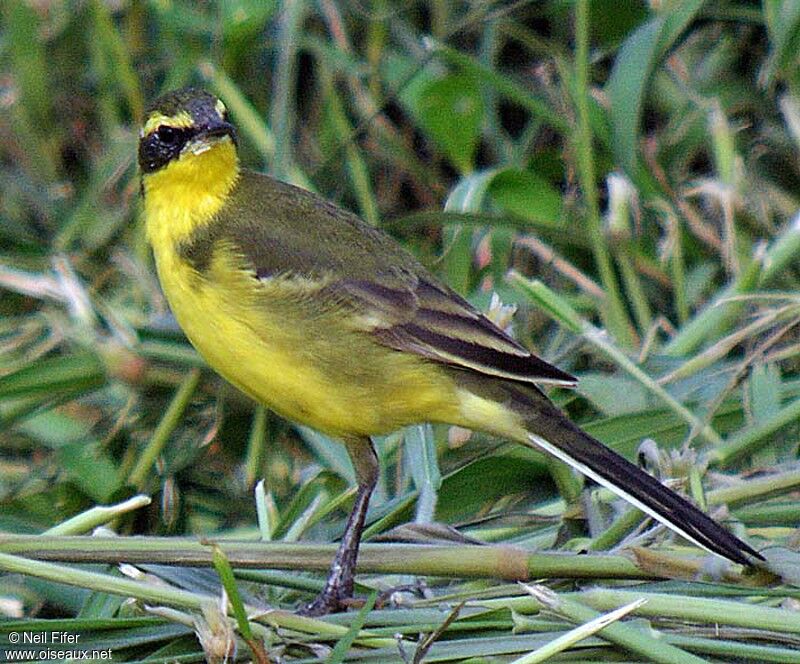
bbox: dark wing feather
[365,278,576,386]
[210,171,576,387]
[209,174,760,567]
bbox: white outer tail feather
[526,432,721,559]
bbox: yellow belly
[152,245,463,438]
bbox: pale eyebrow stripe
[142,110,195,136]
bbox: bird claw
[298,588,352,616]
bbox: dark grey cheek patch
[138,128,193,173]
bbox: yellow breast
[151,241,464,436]
[150,245,332,427]
[142,139,468,437]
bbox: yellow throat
[142,137,240,250]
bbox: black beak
[199,120,237,145]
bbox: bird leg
[300,436,378,616]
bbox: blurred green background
[2,1,800,661]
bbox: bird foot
[298,587,355,616]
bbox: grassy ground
[2,1,800,661]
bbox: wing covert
[366,277,576,386]
[214,171,576,387]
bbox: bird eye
[156,125,179,144]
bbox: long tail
[503,383,763,565]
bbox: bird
[138,87,762,615]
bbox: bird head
[139,88,241,245]
[138,87,237,174]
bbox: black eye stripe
[138,125,195,173]
[155,125,193,145]
[157,125,177,143]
